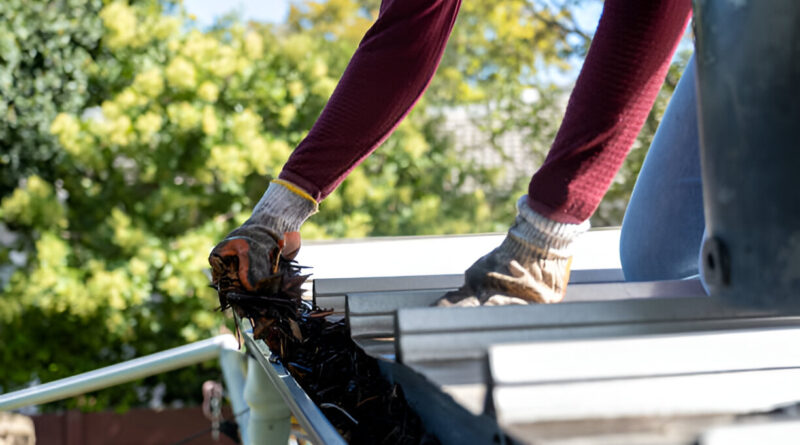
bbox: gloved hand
[209,224,301,294]
[436,195,589,307]
[209,180,317,295]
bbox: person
[620,55,707,288]
[209,0,695,306]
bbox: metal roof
[242,230,800,444]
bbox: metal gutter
[487,328,800,435]
[488,327,800,384]
[401,359,489,416]
[347,278,707,351]
[564,277,706,301]
[394,296,800,363]
[486,329,800,443]
[376,360,508,445]
[348,290,443,339]
[315,274,463,298]
[342,279,715,421]
[238,318,346,445]
[310,267,800,444]
[492,368,800,423]
[314,274,462,313]
[316,268,625,313]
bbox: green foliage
[0,0,105,196]
[0,0,685,411]
[0,0,301,410]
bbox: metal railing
[0,334,250,442]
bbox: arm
[280,0,462,202]
[210,0,461,297]
[441,0,695,306]
[529,0,693,224]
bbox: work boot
[437,195,589,307]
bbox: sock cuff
[247,181,318,233]
[508,195,590,256]
[270,179,318,206]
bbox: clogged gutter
[214,257,438,444]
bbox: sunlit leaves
[0,0,104,193]
[0,176,66,230]
[99,2,139,50]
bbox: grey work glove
[209,180,317,294]
[436,195,589,307]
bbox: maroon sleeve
[279,0,462,201]
[528,0,692,224]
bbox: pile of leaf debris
[214,258,439,445]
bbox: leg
[620,55,705,281]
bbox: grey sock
[506,195,590,258]
[247,181,318,233]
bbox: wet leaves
[213,255,438,445]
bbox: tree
[0,0,104,196]
[0,0,319,410]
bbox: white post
[244,356,291,445]
[219,348,250,444]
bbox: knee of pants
[620,223,704,282]
[619,219,656,282]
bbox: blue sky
[184,0,604,31]
[183,0,605,85]
[183,0,292,27]
[181,0,691,87]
